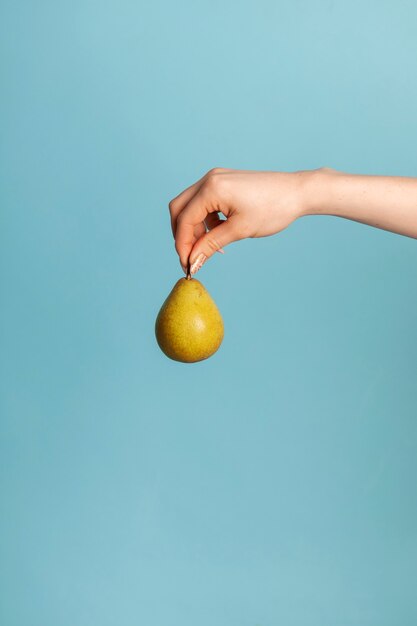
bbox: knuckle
[207,167,225,176]
[204,175,217,191]
[168,199,177,213]
[205,173,225,193]
[205,168,229,192]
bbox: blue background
[1,1,417,624]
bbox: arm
[168,167,417,275]
[304,168,417,238]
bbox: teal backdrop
[1,1,417,625]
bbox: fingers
[171,168,231,272]
[174,189,212,271]
[168,168,228,237]
[204,212,225,254]
[188,217,240,274]
[168,170,214,237]
[194,222,206,242]
[169,180,202,237]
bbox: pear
[155,277,224,363]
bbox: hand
[168,167,310,275]
[169,166,417,274]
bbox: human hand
[168,167,311,275]
[169,166,417,275]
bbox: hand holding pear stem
[168,167,417,274]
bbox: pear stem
[186,260,192,280]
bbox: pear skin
[155,277,224,363]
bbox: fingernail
[217,248,225,254]
[190,253,207,275]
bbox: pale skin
[168,167,417,275]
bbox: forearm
[301,168,417,238]
[169,167,417,275]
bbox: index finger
[168,171,211,237]
[175,189,215,271]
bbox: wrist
[298,167,338,217]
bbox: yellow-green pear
[155,276,224,363]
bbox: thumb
[189,217,239,275]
